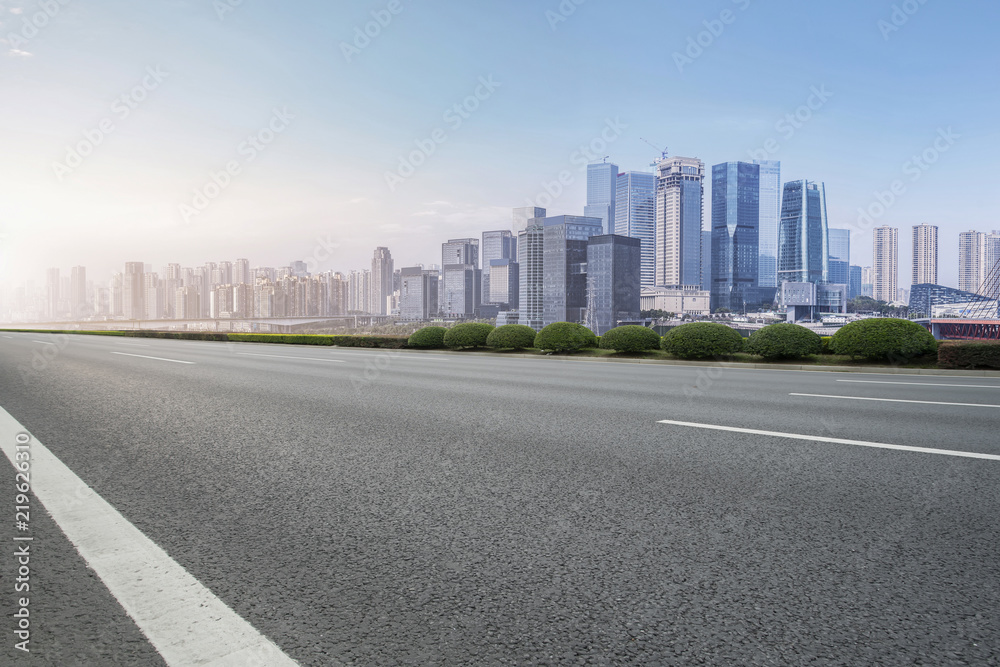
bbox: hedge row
[937,342,1000,370]
[227,333,408,348]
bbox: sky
[1,0,998,291]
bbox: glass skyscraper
[542,215,604,327]
[481,230,516,306]
[711,162,760,312]
[585,235,641,335]
[614,170,656,287]
[828,228,850,286]
[753,160,781,289]
[585,162,618,236]
[777,180,829,285]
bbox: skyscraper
[45,268,60,319]
[711,162,760,312]
[517,218,545,330]
[70,266,87,318]
[958,231,986,294]
[123,262,145,320]
[542,215,604,327]
[399,266,439,320]
[828,228,851,286]
[488,259,519,309]
[441,238,479,317]
[585,235,641,335]
[371,247,394,315]
[481,230,516,306]
[777,180,829,285]
[585,161,618,235]
[873,226,898,303]
[655,156,704,287]
[911,224,938,286]
[513,206,546,234]
[984,231,1000,299]
[753,159,781,289]
[849,265,863,300]
[614,170,656,287]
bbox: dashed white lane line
[836,379,1000,389]
[237,353,346,363]
[789,393,1000,408]
[0,407,302,666]
[656,420,1000,461]
[110,352,195,365]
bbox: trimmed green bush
[407,326,448,349]
[486,324,537,350]
[937,341,1000,369]
[820,336,834,354]
[746,323,822,360]
[534,322,598,352]
[443,322,495,349]
[660,322,743,359]
[830,318,937,361]
[599,325,661,353]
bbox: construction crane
[640,138,668,166]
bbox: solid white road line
[110,352,195,365]
[237,353,345,363]
[0,407,302,666]
[836,379,1000,389]
[33,340,56,345]
[656,419,1000,461]
[789,393,1000,408]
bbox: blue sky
[1,0,998,290]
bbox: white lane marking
[0,407,302,666]
[836,379,1000,389]
[2,335,14,339]
[326,350,445,359]
[789,393,1000,408]
[237,353,345,363]
[110,352,195,365]
[33,340,57,345]
[656,420,1000,461]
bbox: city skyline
[2,1,998,295]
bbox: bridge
[0,315,397,334]
[915,319,1000,341]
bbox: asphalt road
[1,331,998,666]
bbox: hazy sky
[1,0,998,289]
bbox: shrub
[443,322,495,349]
[937,341,1000,370]
[830,318,937,362]
[820,336,834,354]
[746,323,822,360]
[660,322,743,359]
[228,334,408,348]
[534,322,598,352]
[407,326,447,349]
[599,325,661,353]
[486,324,537,350]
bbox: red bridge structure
[917,319,1000,341]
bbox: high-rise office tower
[828,228,851,286]
[958,231,985,294]
[585,161,618,235]
[614,170,656,286]
[701,230,712,292]
[371,247,394,315]
[481,230,516,305]
[517,218,546,330]
[911,224,938,286]
[399,266,439,320]
[777,180,829,285]
[585,235,641,335]
[45,268,60,319]
[861,266,874,298]
[873,226,898,303]
[984,231,1000,299]
[69,266,87,318]
[655,156,704,287]
[711,162,760,312]
[849,265,863,300]
[441,238,480,317]
[753,159,781,289]
[488,259,518,309]
[123,262,145,320]
[542,215,604,327]
[513,206,546,234]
